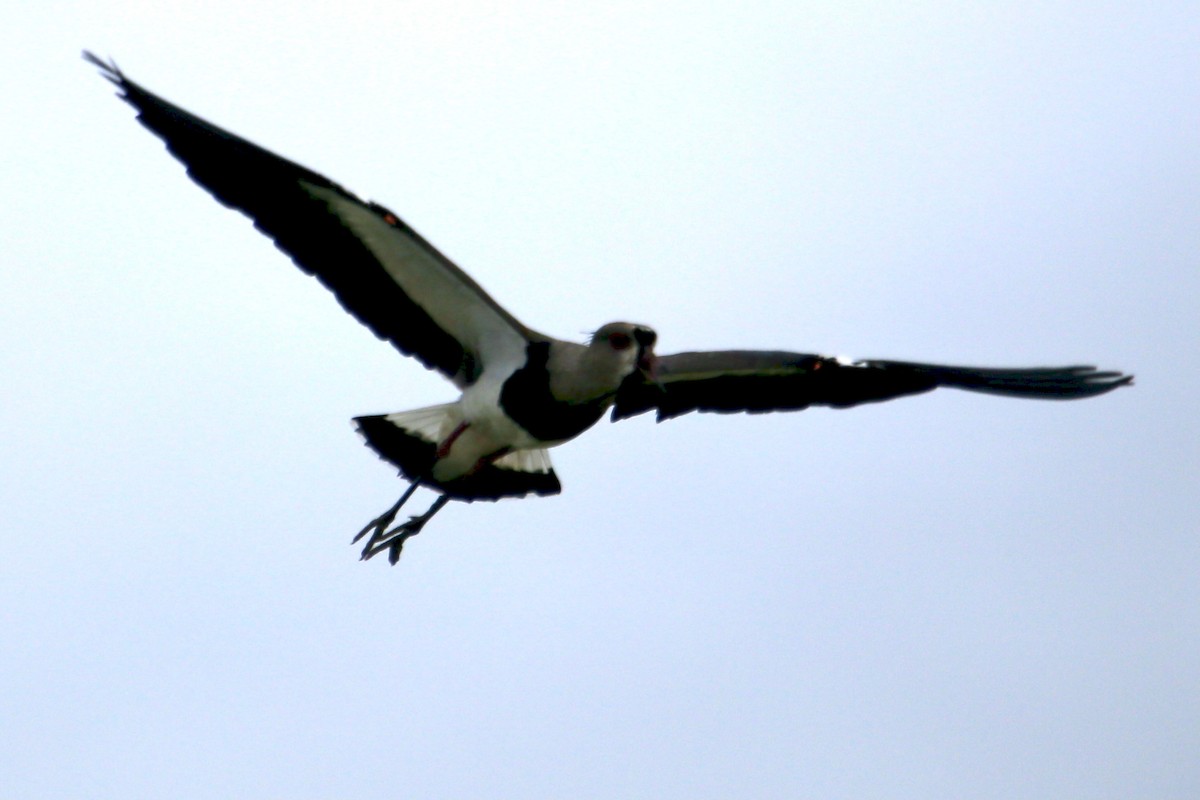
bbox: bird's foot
[352,480,422,555]
[358,495,451,564]
[361,517,426,564]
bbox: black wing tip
[995,364,1134,398]
[83,50,125,85]
[1078,368,1134,395]
[863,360,1135,399]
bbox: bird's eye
[609,332,633,350]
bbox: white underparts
[382,402,554,479]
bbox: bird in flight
[86,52,1131,564]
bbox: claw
[359,516,421,562]
[352,506,397,546]
[352,480,421,546]
[358,494,451,563]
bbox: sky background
[3,2,1197,797]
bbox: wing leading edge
[613,351,1132,421]
[85,52,538,386]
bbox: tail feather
[381,403,463,443]
[493,448,554,474]
[355,408,448,484]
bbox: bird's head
[591,321,659,382]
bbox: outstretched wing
[613,351,1132,422]
[86,52,539,387]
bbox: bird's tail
[354,403,462,484]
[354,404,562,501]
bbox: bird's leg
[435,421,469,459]
[354,422,467,563]
[352,479,422,547]
[361,494,452,565]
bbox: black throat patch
[499,341,610,443]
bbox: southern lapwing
[87,53,1132,564]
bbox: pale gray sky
[3,2,1197,797]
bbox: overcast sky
[3,2,1197,797]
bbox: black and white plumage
[87,53,1132,563]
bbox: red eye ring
[609,332,633,350]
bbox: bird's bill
[638,351,661,384]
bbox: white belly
[429,370,547,483]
